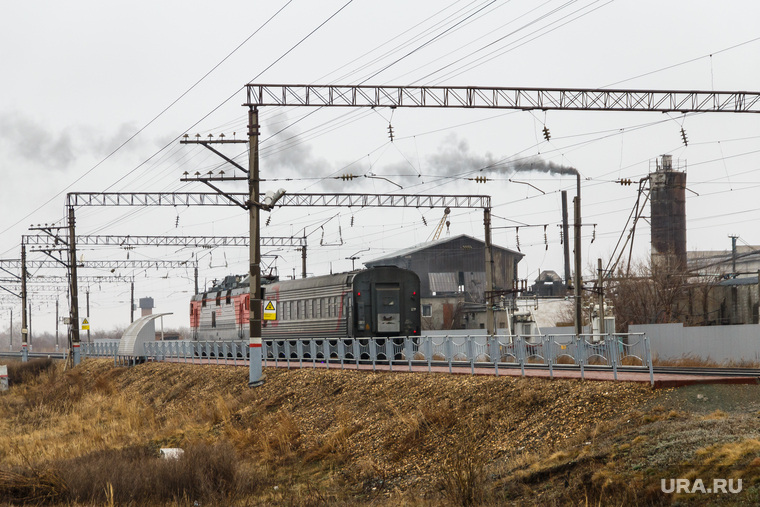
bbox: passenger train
[189,266,421,341]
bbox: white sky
[2,0,760,335]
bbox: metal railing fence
[81,333,653,384]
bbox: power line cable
[1,0,296,240]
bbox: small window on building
[216,291,221,306]
[202,293,207,308]
[226,290,232,305]
[422,304,432,317]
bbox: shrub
[54,441,262,505]
[6,358,55,385]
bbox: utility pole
[130,280,134,323]
[9,309,12,350]
[730,235,738,275]
[55,298,59,351]
[301,237,307,279]
[21,244,28,362]
[484,208,495,336]
[67,206,81,366]
[248,106,264,387]
[574,174,582,337]
[86,288,90,343]
[597,258,605,336]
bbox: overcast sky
[2,0,760,335]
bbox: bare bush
[6,358,55,386]
[55,441,262,505]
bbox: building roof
[719,276,760,287]
[365,234,523,265]
[535,270,562,283]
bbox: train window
[422,304,432,317]
[226,290,232,305]
[211,311,216,328]
[202,293,207,308]
[216,291,221,306]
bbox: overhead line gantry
[243,84,760,113]
[241,82,760,353]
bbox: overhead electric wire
[419,0,615,85]
[0,0,297,243]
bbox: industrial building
[364,234,523,330]
[529,270,566,297]
[645,155,760,326]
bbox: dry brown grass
[439,432,488,507]
[5,358,56,386]
[0,358,705,506]
[0,441,264,506]
[654,353,760,368]
[694,439,760,469]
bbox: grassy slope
[0,359,759,506]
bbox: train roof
[199,266,415,294]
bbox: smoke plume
[510,156,577,176]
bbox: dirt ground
[1,359,759,505]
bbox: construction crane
[432,207,451,241]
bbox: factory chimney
[649,154,687,272]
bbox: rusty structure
[650,154,687,272]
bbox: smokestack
[561,190,571,287]
[650,154,686,272]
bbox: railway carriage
[190,266,421,342]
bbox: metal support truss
[0,293,61,302]
[244,84,760,114]
[66,192,490,209]
[0,259,197,270]
[23,234,306,249]
[0,275,134,285]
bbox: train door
[374,284,400,334]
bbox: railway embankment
[1,358,759,505]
